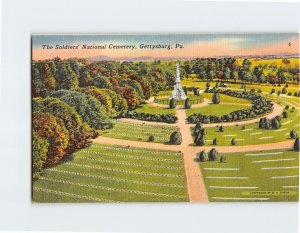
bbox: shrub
[290,130,297,139]
[285,105,290,110]
[169,98,177,109]
[212,138,218,145]
[220,156,226,163]
[123,111,177,123]
[170,131,182,145]
[231,138,237,146]
[198,150,206,162]
[270,89,275,94]
[219,125,224,132]
[283,111,288,118]
[212,93,220,104]
[208,148,218,161]
[294,137,299,151]
[184,98,192,109]
[148,135,154,142]
[194,132,205,146]
[288,92,292,96]
[282,87,287,94]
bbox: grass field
[199,149,299,202]
[200,93,252,104]
[155,95,204,105]
[186,104,251,117]
[191,109,300,146]
[134,104,176,114]
[33,143,188,202]
[181,79,299,95]
[101,121,178,143]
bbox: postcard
[32,33,299,202]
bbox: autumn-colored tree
[33,97,94,152]
[32,111,69,165]
[32,131,49,179]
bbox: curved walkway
[116,101,284,128]
[92,137,294,155]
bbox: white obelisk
[170,62,187,100]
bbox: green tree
[198,150,206,162]
[32,131,49,179]
[290,130,297,139]
[42,64,56,93]
[148,135,154,142]
[294,137,299,151]
[194,132,205,146]
[219,125,224,132]
[212,93,220,104]
[32,111,69,165]
[184,98,192,109]
[51,90,112,129]
[208,148,218,161]
[169,98,177,109]
[231,138,237,146]
[170,131,182,145]
[33,97,94,151]
[212,138,218,145]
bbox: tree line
[32,58,178,179]
[182,58,299,83]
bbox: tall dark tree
[212,93,220,104]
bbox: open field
[134,104,176,114]
[33,143,188,202]
[186,104,251,117]
[236,58,299,69]
[181,79,300,94]
[101,121,178,143]
[191,109,300,146]
[199,149,299,202]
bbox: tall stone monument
[170,62,187,100]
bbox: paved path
[175,108,209,202]
[92,137,294,155]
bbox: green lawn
[181,79,299,95]
[200,93,252,104]
[134,104,176,114]
[191,109,300,146]
[186,104,251,117]
[199,149,299,202]
[33,143,188,202]
[101,121,178,143]
[155,95,203,105]
[156,90,172,96]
